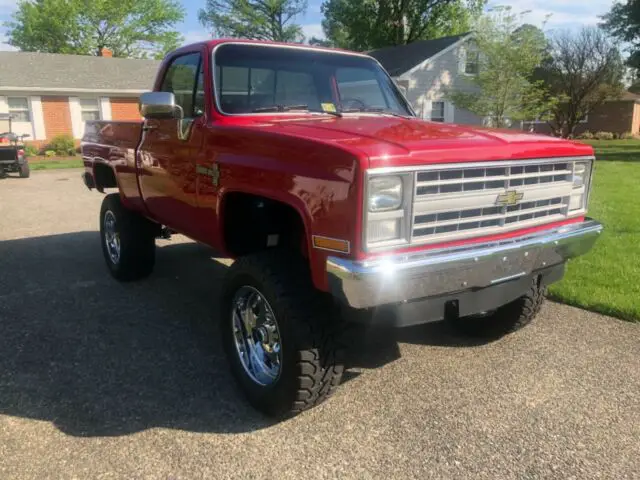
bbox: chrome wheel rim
[104,210,120,265]
[231,286,282,386]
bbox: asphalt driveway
[0,170,638,479]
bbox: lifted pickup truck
[81,40,602,417]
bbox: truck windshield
[214,44,413,117]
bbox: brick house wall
[21,95,142,149]
[110,97,141,121]
[41,96,74,139]
[526,101,640,137]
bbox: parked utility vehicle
[81,40,602,417]
[0,114,30,178]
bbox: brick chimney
[99,47,113,57]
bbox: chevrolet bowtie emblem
[496,190,524,207]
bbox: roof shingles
[368,33,471,76]
[0,52,160,92]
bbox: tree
[537,28,625,138]
[6,0,185,59]
[602,0,640,74]
[319,0,485,51]
[447,8,555,129]
[199,0,307,43]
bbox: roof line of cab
[169,38,372,59]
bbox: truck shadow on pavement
[0,232,489,437]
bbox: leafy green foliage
[447,7,555,128]
[536,28,625,138]
[45,150,57,157]
[6,0,185,59]
[47,135,76,156]
[24,144,40,156]
[320,0,485,51]
[199,0,307,42]
[602,0,640,74]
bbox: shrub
[24,144,40,156]
[594,131,614,140]
[45,150,56,157]
[578,131,594,140]
[619,131,635,140]
[47,134,76,156]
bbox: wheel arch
[92,159,118,192]
[218,188,331,291]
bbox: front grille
[411,160,577,244]
[415,162,571,196]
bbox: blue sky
[0,0,616,51]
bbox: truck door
[137,51,205,235]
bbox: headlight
[365,174,411,248]
[368,176,403,212]
[572,161,589,188]
[569,160,592,211]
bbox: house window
[8,97,30,122]
[80,98,101,121]
[464,48,479,75]
[431,101,445,122]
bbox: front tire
[99,193,157,281]
[221,250,345,417]
[452,277,547,338]
[19,163,30,178]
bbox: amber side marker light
[312,235,351,254]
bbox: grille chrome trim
[410,158,582,244]
[364,156,593,252]
[367,156,595,175]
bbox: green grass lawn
[29,157,83,170]
[549,139,640,322]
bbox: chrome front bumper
[327,219,603,309]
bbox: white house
[369,33,482,125]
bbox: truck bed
[82,120,145,210]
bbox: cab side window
[160,53,204,118]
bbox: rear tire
[99,193,157,281]
[19,163,30,178]
[452,277,546,338]
[221,250,345,417]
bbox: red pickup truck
[82,40,602,417]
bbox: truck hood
[263,116,593,168]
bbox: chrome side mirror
[139,92,184,120]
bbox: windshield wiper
[252,104,342,117]
[253,104,309,112]
[341,107,413,119]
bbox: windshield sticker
[321,103,337,113]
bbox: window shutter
[445,102,455,123]
[422,100,432,121]
[458,46,466,74]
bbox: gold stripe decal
[312,235,350,254]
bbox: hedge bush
[594,131,614,140]
[577,131,594,140]
[47,134,76,156]
[24,144,40,156]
